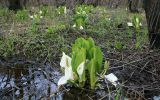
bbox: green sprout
[73,14,87,30]
[15,9,28,21]
[29,10,43,24]
[132,15,142,32]
[56,6,67,15]
[72,5,93,30]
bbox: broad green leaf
[87,59,97,89]
[94,46,103,72]
[88,46,103,73]
[72,38,84,51]
[88,37,95,48]
[71,48,86,73]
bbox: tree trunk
[143,0,160,48]
[128,0,139,13]
[8,0,22,10]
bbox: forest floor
[0,6,160,99]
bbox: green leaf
[87,59,97,89]
[72,38,84,51]
[71,48,86,73]
[86,38,95,59]
[88,37,95,48]
[69,37,104,89]
[94,46,103,72]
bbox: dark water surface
[0,62,64,100]
[0,61,108,100]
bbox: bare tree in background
[143,0,160,48]
[0,0,134,9]
[8,0,22,10]
[128,0,140,13]
[0,0,143,15]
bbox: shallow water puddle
[0,62,64,100]
[0,62,108,100]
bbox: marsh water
[0,61,65,100]
[0,61,101,100]
[0,60,159,100]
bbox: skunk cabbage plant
[58,37,108,89]
[132,15,142,31]
[56,6,67,15]
[72,5,93,30]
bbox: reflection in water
[0,62,62,100]
[0,62,108,100]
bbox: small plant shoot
[131,15,142,32]
[72,5,93,30]
[56,6,67,15]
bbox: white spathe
[30,15,33,19]
[140,22,142,26]
[60,52,72,68]
[40,16,43,19]
[64,7,67,14]
[80,26,84,30]
[39,10,42,14]
[58,52,74,86]
[58,64,74,86]
[105,73,118,86]
[58,76,67,86]
[77,61,85,78]
[127,22,133,27]
[58,52,86,86]
[73,24,76,28]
